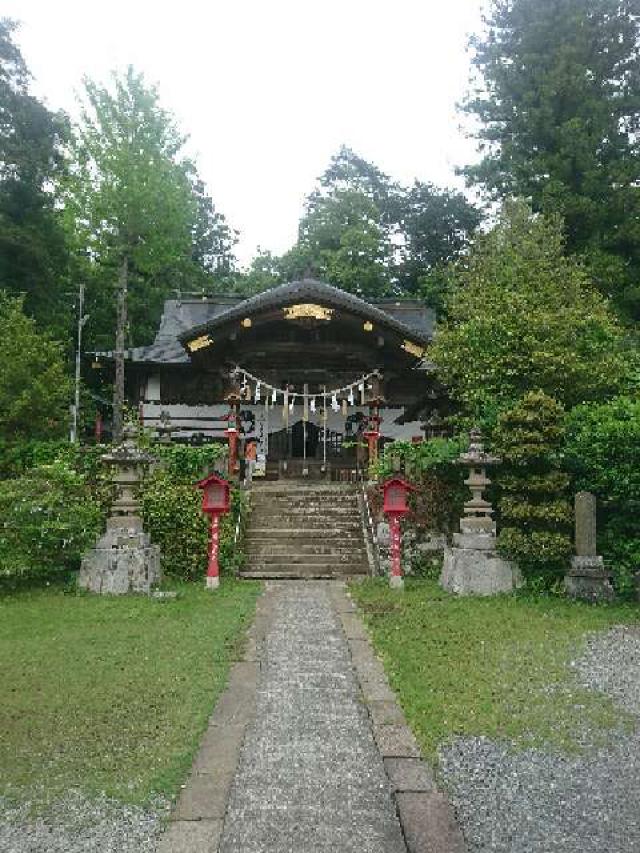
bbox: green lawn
[351,579,639,760]
[0,579,261,809]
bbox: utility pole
[112,255,128,444]
[70,283,89,443]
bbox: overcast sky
[5,0,485,266]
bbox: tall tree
[62,67,234,440]
[0,19,69,333]
[430,201,628,422]
[282,187,393,297]
[462,0,640,320]
[282,146,479,300]
[396,181,481,307]
[0,291,71,443]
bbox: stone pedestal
[78,517,161,595]
[440,524,522,596]
[78,425,161,595]
[564,491,614,603]
[564,555,614,603]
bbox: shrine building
[105,277,446,477]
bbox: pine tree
[463,0,640,320]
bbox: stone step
[240,563,368,579]
[247,552,365,565]
[246,543,365,556]
[247,526,364,537]
[247,520,362,531]
[251,501,358,512]
[252,484,358,492]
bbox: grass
[351,579,640,760]
[0,579,261,810]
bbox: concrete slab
[384,758,435,793]
[368,699,407,727]
[396,792,467,853]
[339,612,369,640]
[374,724,421,758]
[156,819,223,853]
[173,772,231,821]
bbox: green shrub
[565,396,640,594]
[0,461,103,584]
[494,392,572,585]
[152,442,227,481]
[376,437,466,534]
[140,443,243,582]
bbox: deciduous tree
[430,202,627,421]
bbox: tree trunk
[112,255,128,444]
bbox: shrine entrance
[291,420,320,459]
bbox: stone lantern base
[440,529,522,596]
[78,517,161,595]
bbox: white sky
[5,0,484,267]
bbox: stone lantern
[440,427,521,596]
[78,425,161,594]
[458,427,499,537]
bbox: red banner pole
[206,513,221,589]
[389,514,403,589]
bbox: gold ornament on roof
[186,334,214,353]
[401,339,425,358]
[283,303,334,321]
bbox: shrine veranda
[96,277,448,471]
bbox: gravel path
[439,624,640,853]
[0,792,169,853]
[218,581,406,853]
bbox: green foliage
[141,443,242,581]
[141,472,209,582]
[62,66,235,348]
[279,145,479,299]
[377,437,463,479]
[565,396,640,593]
[282,188,393,297]
[0,460,103,583]
[0,19,70,334]
[431,202,627,422]
[0,291,72,443]
[463,0,640,319]
[152,441,227,481]
[351,578,638,760]
[494,392,573,582]
[376,438,466,533]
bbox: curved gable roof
[178,278,432,348]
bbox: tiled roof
[97,279,434,365]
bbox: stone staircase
[240,482,370,579]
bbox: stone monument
[564,491,614,602]
[78,426,161,594]
[440,427,521,596]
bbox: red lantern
[381,476,416,589]
[382,476,415,518]
[195,473,231,589]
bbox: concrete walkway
[218,582,406,853]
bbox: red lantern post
[382,475,416,589]
[363,404,381,472]
[195,473,231,589]
[225,395,241,478]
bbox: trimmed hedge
[494,392,573,585]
